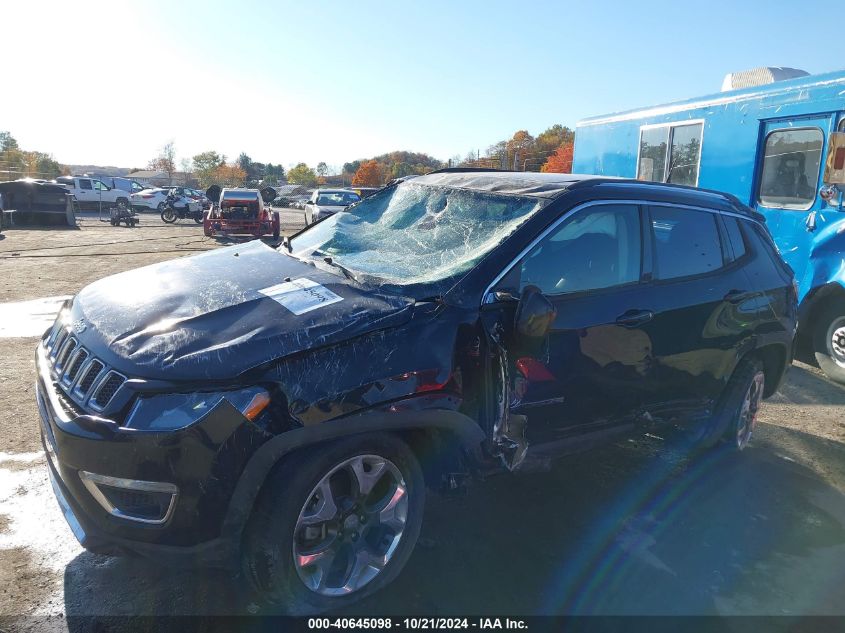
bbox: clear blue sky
[6,0,841,170]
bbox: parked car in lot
[38,170,796,613]
[54,176,131,212]
[304,188,361,224]
[132,187,205,213]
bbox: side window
[651,206,723,280]
[839,119,845,133]
[93,180,107,191]
[722,217,747,261]
[637,123,703,186]
[518,204,641,295]
[758,128,823,210]
[78,179,92,190]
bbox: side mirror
[823,132,845,185]
[514,285,556,340]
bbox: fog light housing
[79,471,177,525]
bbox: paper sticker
[259,278,343,315]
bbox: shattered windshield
[289,182,545,289]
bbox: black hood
[70,241,415,381]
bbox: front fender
[219,408,486,543]
[802,218,845,306]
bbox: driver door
[753,115,834,289]
[487,202,655,448]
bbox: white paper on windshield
[259,278,343,315]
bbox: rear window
[651,206,723,280]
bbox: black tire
[812,298,845,385]
[700,358,765,450]
[160,207,177,223]
[242,433,425,615]
[193,212,203,224]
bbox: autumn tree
[214,162,247,186]
[352,160,384,187]
[149,140,176,184]
[540,143,574,174]
[287,163,318,187]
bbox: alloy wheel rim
[292,454,408,596]
[828,317,845,367]
[736,371,764,450]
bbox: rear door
[640,202,751,421]
[753,115,834,293]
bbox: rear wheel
[812,298,845,385]
[242,433,424,614]
[701,358,765,450]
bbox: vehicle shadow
[60,422,845,621]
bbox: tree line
[0,131,66,181]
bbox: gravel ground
[1,214,844,626]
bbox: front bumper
[36,343,260,567]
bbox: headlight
[125,386,270,431]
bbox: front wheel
[242,433,425,614]
[813,299,845,385]
[160,207,177,223]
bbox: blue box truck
[573,67,845,384]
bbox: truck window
[79,179,92,190]
[93,180,108,191]
[637,122,703,186]
[758,128,823,210]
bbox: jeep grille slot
[76,360,104,396]
[93,372,126,409]
[63,349,89,385]
[56,337,77,370]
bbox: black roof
[415,169,760,221]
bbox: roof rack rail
[427,167,510,174]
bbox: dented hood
[70,240,416,380]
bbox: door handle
[615,309,654,328]
[723,289,750,304]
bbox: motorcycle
[160,191,204,224]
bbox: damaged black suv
[38,170,797,613]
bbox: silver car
[304,188,361,225]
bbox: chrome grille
[45,322,127,413]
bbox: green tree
[0,131,19,152]
[287,163,317,187]
[192,151,224,187]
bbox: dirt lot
[1,214,844,625]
